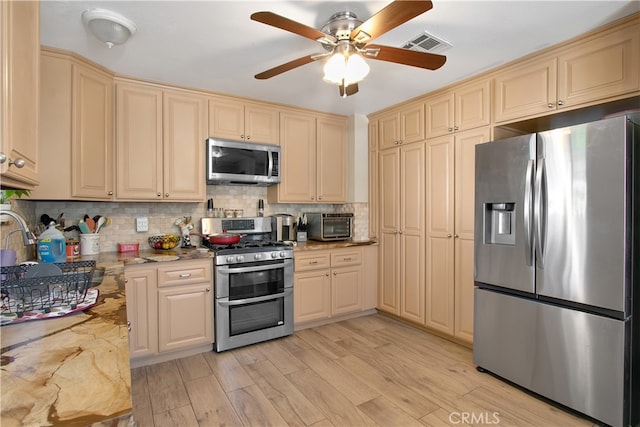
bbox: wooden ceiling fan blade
[366,44,446,70]
[254,55,318,79]
[251,11,336,44]
[350,0,433,44]
[339,83,359,97]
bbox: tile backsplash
[4,185,370,259]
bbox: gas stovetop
[201,238,292,253]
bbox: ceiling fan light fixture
[323,50,369,86]
[82,8,137,48]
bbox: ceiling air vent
[402,31,452,54]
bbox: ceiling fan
[251,0,447,97]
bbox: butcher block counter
[0,249,213,426]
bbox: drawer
[295,252,331,272]
[157,260,212,287]
[331,249,362,267]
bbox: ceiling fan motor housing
[321,11,363,41]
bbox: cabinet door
[453,127,490,343]
[400,102,425,144]
[0,0,39,188]
[378,112,399,150]
[362,245,379,311]
[270,111,316,202]
[158,283,213,352]
[377,149,400,314]
[493,57,558,123]
[426,92,454,138]
[125,267,158,359]
[163,89,207,201]
[455,80,491,131]
[368,121,379,240]
[331,266,362,316]
[294,270,331,324]
[245,102,279,144]
[425,134,455,334]
[316,116,346,202]
[72,63,114,199]
[558,23,639,108]
[116,82,163,200]
[208,97,244,141]
[399,142,425,324]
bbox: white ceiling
[40,1,639,117]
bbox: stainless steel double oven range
[200,217,293,352]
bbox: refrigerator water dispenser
[484,203,516,245]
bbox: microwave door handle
[268,150,273,178]
[218,289,293,306]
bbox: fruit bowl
[148,235,180,250]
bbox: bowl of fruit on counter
[148,234,180,250]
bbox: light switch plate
[136,216,149,232]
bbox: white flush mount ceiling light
[82,8,136,48]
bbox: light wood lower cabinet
[294,246,376,326]
[125,259,213,364]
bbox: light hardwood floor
[131,314,595,427]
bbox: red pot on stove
[191,232,246,245]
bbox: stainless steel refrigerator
[473,113,639,427]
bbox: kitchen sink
[91,267,105,286]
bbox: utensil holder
[80,234,100,255]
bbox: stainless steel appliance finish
[206,137,280,186]
[306,212,353,241]
[473,114,639,427]
[200,217,294,352]
[270,214,296,242]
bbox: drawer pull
[343,257,352,261]
[179,273,192,278]
[309,260,318,265]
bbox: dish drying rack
[0,260,96,317]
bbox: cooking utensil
[78,220,91,234]
[95,217,106,233]
[85,217,96,233]
[191,232,246,245]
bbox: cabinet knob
[454,126,459,131]
[398,231,403,234]
[206,288,211,292]
[107,191,113,196]
[447,127,453,132]
[447,234,452,238]
[548,103,555,109]
[558,100,564,106]
[454,234,459,238]
[333,272,337,276]
[240,134,245,140]
[326,273,330,277]
[157,193,162,197]
[246,135,251,140]
[165,193,169,198]
[0,153,26,168]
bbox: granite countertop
[293,239,378,251]
[0,242,375,425]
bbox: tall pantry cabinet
[377,139,426,324]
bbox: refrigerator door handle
[523,160,534,266]
[534,158,545,267]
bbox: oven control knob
[270,252,277,259]
[279,251,286,258]
[236,255,244,262]
[254,253,263,260]
[226,256,235,263]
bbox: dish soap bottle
[38,222,66,263]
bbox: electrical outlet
[136,216,148,232]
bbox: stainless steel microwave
[306,213,353,241]
[206,138,281,186]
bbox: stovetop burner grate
[200,238,292,253]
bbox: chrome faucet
[0,210,36,246]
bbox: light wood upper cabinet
[494,20,639,123]
[116,80,206,201]
[208,97,279,144]
[425,126,490,343]
[378,101,425,150]
[31,51,114,201]
[426,79,491,138]
[268,111,347,203]
[0,0,39,189]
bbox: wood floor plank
[294,328,351,360]
[314,321,390,349]
[286,368,377,427]
[231,343,269,366]
[184,375,243,427]
[244,359,327,426]
[153,405,199,427]
[226,384,288,427]
[203,349,254,392]
[145,360,191,414]
[176,353,212,382]
[420,407,473,427]
[357,396,425,427]
[130,367,154,427]
[293,348,380,406]
[256,338,308,376]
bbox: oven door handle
[218,289,293,307]
[218,263,287,274]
